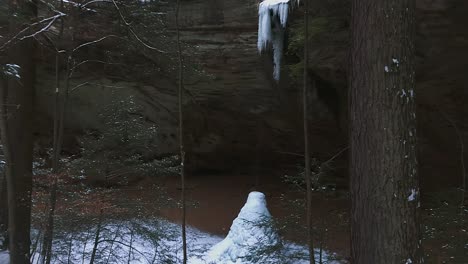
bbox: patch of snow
[0,192,346,264]
[384,66,389,72]
[408,189,417,202]
[406,258,413,264]
[400,89,407,98]
[25,220,222,264]
[0,250,8,264]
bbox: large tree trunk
[349,0,422,263]
[0,170,7,249]
[0,1,36,263]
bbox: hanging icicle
[257,0,295,81]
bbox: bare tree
[175,0,187,262]
[349,0,422,263]
[302,0,315,263]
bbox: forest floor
[25,164,468,263]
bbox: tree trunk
[349,0,422,263]
[52,54,61,173]
[41,178,57,264]
[0,1,36,263]
[175,0,187,263]
[52,1,64,173]
[53,56,70,173]
[303,0,315,262]
[0,170,8,249]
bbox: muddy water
[156,170,351,259]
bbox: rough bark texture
[349,0,422,263]
[0,171,7,249]
[0,1,36,262]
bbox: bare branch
[439,109,466,213]
[19,15,60,41]
[69,60,124,77]
[70,82,127,93]
[110,0,166,53]
[73,35,121,53]
[80,0,113,8]
[0,13,66,51]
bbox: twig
[80,0,113,8]
[322,146,349,165]
[96,239,152,264]
[19,15,60,41]
[70,60,123,76]
[70,82,127,93]
[72,35,121,53]
[439,110,466,214]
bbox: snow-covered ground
[0,225,342,264]
[0,192,345,264]
[0,250,8,264]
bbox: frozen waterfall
[257,0,296,81]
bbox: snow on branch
[257,0,297,81]
[0,12,66,51]
[2,64,21,79]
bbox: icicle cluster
[205,192,280,263]
[257,0,293,81]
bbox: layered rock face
[168,0,346,171]
[36,0,468,190]
[171,0,468,190]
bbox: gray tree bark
[0,170,7,249]
[349,0,422,263]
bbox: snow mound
[204,191,281,263]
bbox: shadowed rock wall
[35,0,468,190]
